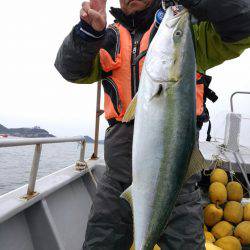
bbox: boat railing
[92,81,104,160]
[222,91,250,194]
[230,91,250,112]
[0,136,86,199]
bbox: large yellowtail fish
[122,6,206,250]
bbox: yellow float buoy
[226,181,243,202]
[234,221,250,245]
[214,236,242,250]
[211,221,234,239]
[204,204,223,227]
[205,242,223,250]
[205,231,216,243]
[224,201,243,224]
[243,203,250,221]
[209,182,227,205]
[210,169,228,186]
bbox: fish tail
[122,94,138,123]
[185,146,209,180]
[120,185,133,207]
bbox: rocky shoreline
[0,124,104,143]
[0,124,54,138]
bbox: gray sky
[0,0,249,145]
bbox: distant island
[0,124,55,138]
[0,124,104,143]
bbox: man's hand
[178,0,201,9]
[80,0,107,31]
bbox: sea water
[0,142,104,195]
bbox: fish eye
[174,30,183,37]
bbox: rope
[219,150,235,181]
[202,153,249,195]
[202,155,227,176]
[76,142,98,188]
[75,161,98,188]
[204,140,250,156]
[203,144,250,195]
[231,173,249,197]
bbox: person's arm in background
[180,0,250,71]
[54,0,106,84]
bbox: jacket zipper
[131,31,141,98]
[105,78,122,114]
[109,25,121,59]
[132,40,138,97]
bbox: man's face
[120,0,154,15]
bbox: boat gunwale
[0,159,105,224]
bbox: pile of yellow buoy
[204,168,250,250]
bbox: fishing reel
[156,1,179,26]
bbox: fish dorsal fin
[120,185,133,207]
[185,146,209,180]
[122,93,138,123]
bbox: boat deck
[0,139,250,249]
[200,140,250,174]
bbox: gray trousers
[83,123,205,250]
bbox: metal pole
[27,144,42,196]
[92,81,104,159]
[230,91,250,112]
[79,139,98,187]
[79,140,86,162]
[234,152,250,196]
[0,136,85,148]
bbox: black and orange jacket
[55,0,250,125]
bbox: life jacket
[100,23,217,128]
[196,72,218,140]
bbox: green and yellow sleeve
[193,22,250,73]
[74,54,103,84]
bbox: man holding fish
[55,0,250,249]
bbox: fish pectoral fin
[185,146,209,180]
[122,94,138,123]
[120,186,133,207]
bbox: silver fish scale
[127,7,196,250]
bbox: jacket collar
[110,0,161,32]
